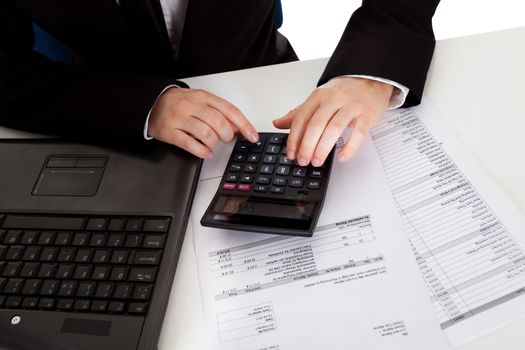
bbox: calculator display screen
[212,196,314,221]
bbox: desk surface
[159,27,525,350]
[1,27,524,350]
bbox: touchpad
[32,156,108,197]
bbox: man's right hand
[147,88,259,158]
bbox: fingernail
[311,157,322,167]
[287,150,295,160]
[249,132,259,143]
[338,154,348,162]
[298,157,308,166]
[205,152,214,159]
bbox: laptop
[0,138,202,350]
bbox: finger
[204,92,258,143]
[338,117,370,162]
[191,105,235,142]
[296,105,339,166]
[272,108,295,129]
[182,117,221,150]
[162,129,213,159]
[311,108,355,166]
[286,101,318,160]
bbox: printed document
[191,132,450,350]
[371,103,525,346]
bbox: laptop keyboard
[0,213,169,315]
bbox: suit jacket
[0,0,440,143]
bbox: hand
[273,77,393,166]
[148,88,259,158]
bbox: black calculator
[201,133,334,236]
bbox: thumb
[272,110,295,129]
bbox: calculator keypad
[221,133,333,199]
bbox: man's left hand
[272,76,394,166]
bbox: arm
[0,0,183,143]
[274,0,440,165]
[320,0,440,106]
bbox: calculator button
[259,165,274,174]
[233,154,246,162]
[250,141,264,153]
[272,177,287,186]
[266,145,280,154]
[292,167,307,177]
[237,184,251,192]
[254,185,268,193]
[270,187,285,194]
[310,169,323,178]
[263,155,277,164]
[307,180,321,189]
[223,183,236,191]
[247,154,260,163]
[269,135,285,144]
[289,178,304,188]
[235,144,250,152]
[240,175,254,183]
[278,156,293,165]
[230,163,242,172]
[276,166,290,176]
[226,174,239,182]
[256,175,271,184]
[244,164,257,173]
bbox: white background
[280,0,525,60]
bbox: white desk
[2,27,525,350]
[158,27,525,350]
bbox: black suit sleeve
[319,0,440,107]
[0,1,186,143]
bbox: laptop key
[107,234,124,247]
[20,262,40,278]
[3,262,22,277]
[125,234,142,248]
[72,233,90,246]
[39,298,56,309]
[143,219,171,233]
[86,218,107,231]
[95,282,114,298]
[142,235,165,249]
[128,302,148,314]
[4,278,24,294]
[129,267,156,282]
[134,251,161,265]
[6,296,22,307]
[4,230,22,244]
[114,283,132,299]
[57,298,74,310]
[77,282,96,297]
[22,246,41,261]
[55,232,73,245]
[22,297,39,308]
[108,301,125,313]
[3,215,84,231]
[92,300,108,312]
[55,264,74,279]
[73,265,92,280]
[133,284,152,300]
[20,231,39,245]
[41,280,60,295]
[74,299,91,311]
[5,245,25,260]
[38,231,56,245]
[21,279,42,295]
[58,281,77,297]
